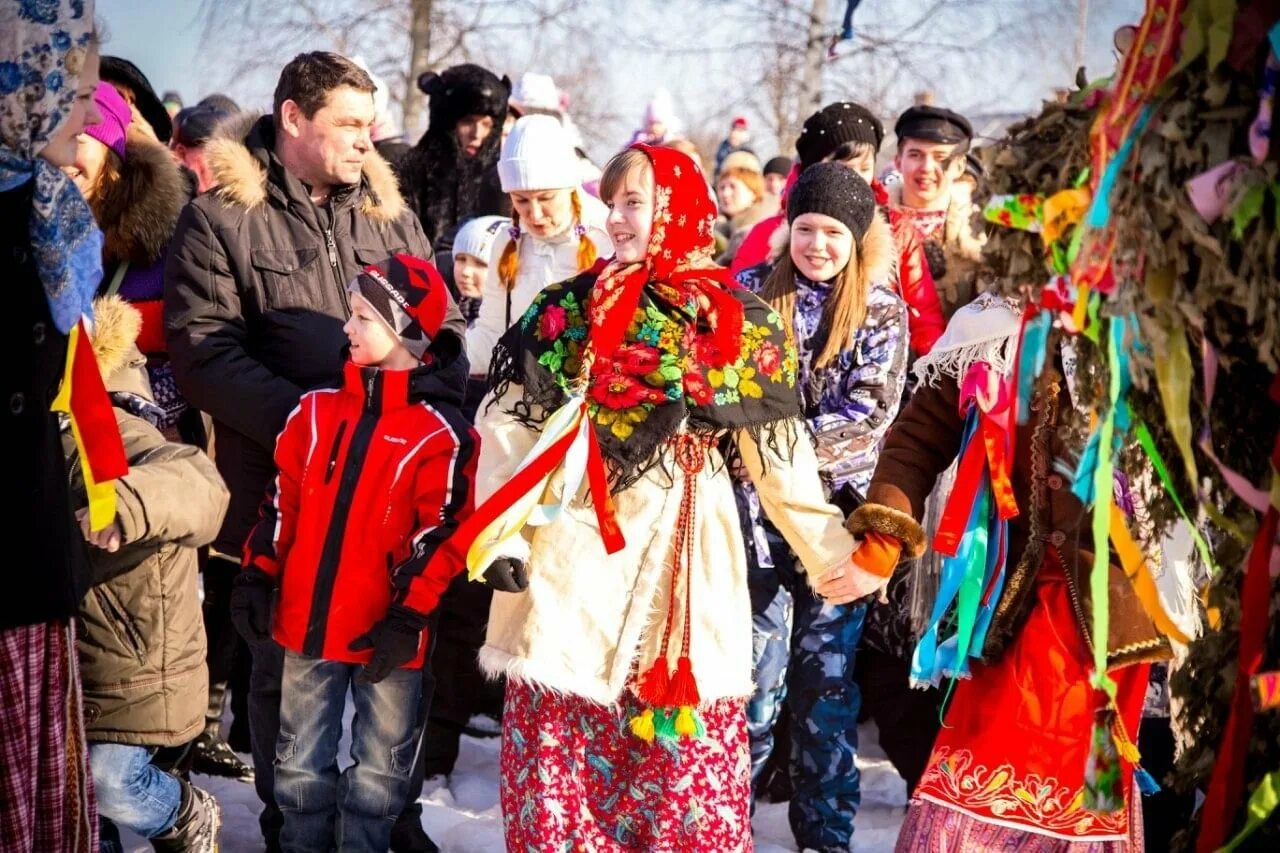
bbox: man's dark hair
[273,52,375,127]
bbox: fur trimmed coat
[70,297,227,745]
[888,181,986,320]
[164,115,458,553]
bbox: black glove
[348,604,428,684]
[229,568,275,645]
[483,557,528,592]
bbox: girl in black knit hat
[735,161,911,852]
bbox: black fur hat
[101,56,173,143]
[418,64,511,131]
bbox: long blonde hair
[759,214,892,369]
[497,188,599,291]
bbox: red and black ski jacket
[243,344,477,668]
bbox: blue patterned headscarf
[0,0,103,334]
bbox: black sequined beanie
[795,102,884,169]
[786,162,877,241]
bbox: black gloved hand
[229,568,276,645]
[348,604,428,684]
[483,557,528,592]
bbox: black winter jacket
[1,185,91,629]
[164,116,464,553]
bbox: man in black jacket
[165,51,463,853]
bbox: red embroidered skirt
[897,569,1149,850]
[500,681,753,851]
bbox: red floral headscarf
[584,143,745,371]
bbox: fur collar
[887,181,985,261]
[206,118,406,223]
[96,132,189,266]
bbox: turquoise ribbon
[910,408,1011,688]
[1016,310,1052,426]
[1086,106,1154,229]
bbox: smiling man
[890,105,986,318]
[164,51,462,853]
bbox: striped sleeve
[242,395,311,578]
[393,406,479,615]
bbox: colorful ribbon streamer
[1198,506,1280,851]
[912,363,1016,691]
[1252,671,1280,712]
[456,396,624,581]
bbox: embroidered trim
[915,746,1129,838]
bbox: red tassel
[636,656,671,706]
[665,655,700,707]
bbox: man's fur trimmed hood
[205,114,407,223]
[96,131,190,266]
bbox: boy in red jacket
[232,254,476,853]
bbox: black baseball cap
[894,105,972,145]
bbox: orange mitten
[852,531,902,578]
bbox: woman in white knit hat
[466,114,610,378]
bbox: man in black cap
[890,105,986,318]
[101,56,173,143]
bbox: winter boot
[151,781,221,853]
[390,817,441,853]
[191,730,254,783]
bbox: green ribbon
[1218,768,1280,852]
[1134,422,1219,574]
[1089,319,1121,698]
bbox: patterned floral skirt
[896,569,1149,851]
[500,681,753,852]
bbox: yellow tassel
[629,709,656,742]
[674,706,698,737]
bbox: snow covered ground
[122,720,906,852]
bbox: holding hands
[814,531,902,606]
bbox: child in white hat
[465,115,610,378]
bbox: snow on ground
[123,719,906,852]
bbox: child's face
[605,164,655,264]
[454,253,487,298]
[343,293,415,369]
[790,212,853,282]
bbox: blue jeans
[276,649,423,853]
[88,742,181,839]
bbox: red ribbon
[585,411,626,553]
[1198,505,1279,851]
[934,366,1020,556]
[70,318,129,482]
[451,403,625,568]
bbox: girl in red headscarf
[469,144,886,849]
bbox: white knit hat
[453,215,510,263]
[499,115,581,192]
[509,72,561,115]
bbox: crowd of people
[1,1,1225,852]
